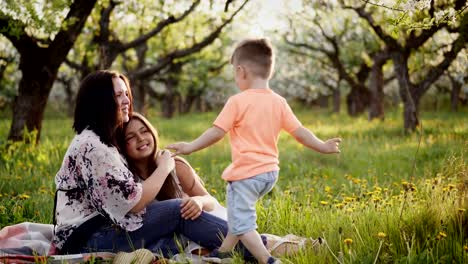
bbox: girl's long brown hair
[120,112,184,200]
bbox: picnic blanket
[0,203,228,263]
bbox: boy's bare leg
[239,230,272,264]
[218,232,239,252]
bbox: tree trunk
[332,86,341,113]
[132,79,147,114]
[180,94,197,114]
[392,51,418,131]
[3,0,97,142]
[162,92,176,118]
[368,52,388,120]
[63,79,75,117]
[449,75,462,112]
[194,96,204,112]
[346,85,370,116]
[8,63,52,142]
[317,94,329,108]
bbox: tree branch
[131,0,249,80]
[414,26,467,98]
[342,2,399,48]
[120,0,201,51]
[0,11,37,53]
[48,0,98,68]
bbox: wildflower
[344,238,353,245]
[439,231,447,238]
[335,203,345,209]
[377,232,387,239]
[346,208,354,213]
[458,208,466,213]
[447,184,457,191]
[325,186,331,193]
[464,245,468,252]
[320,201,329,206]
[352,178,361,184]
[18,194,31,200]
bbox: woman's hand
[156,150,175,175]
[180,197,203,220]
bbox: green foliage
[1,108,466,262]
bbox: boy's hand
[323,138,341,154]
[167,142,193,156]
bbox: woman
[120,113,322,259]
[52,70,230,255]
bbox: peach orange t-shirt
[213,88,302,181]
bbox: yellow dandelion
[335,203,345,209]
[18,194,31,200]
[377,232,387,239]
[439,231,447,238]
[344,238,353,245]
[352,178,361,184]
[325,186,332,193]
[447,184,456,190]
[320,201,329,205]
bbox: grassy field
[0,107,467,263]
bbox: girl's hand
[156,150,175,175]
[180,197,203,220]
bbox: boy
[168,38,341,264]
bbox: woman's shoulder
[68,129,116,156]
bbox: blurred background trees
[1,0,466,142]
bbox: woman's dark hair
[119,112,184,200]
[73,70,133,146]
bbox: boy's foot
[202,249,233,264]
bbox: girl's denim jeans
[79,199,228,257]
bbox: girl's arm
[130,151,174,213]
[175,159,217,219]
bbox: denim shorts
[226,171,278,235]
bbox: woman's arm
[130,151,174,213]
[175,159,217,219]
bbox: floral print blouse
[52,129,144,250]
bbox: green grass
[0,107,467,263]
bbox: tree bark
[332,83,341,113]
[1,0,97,142]
[368,51,389,120]
[392,51,419,131]
[346,86,370,116]
[449,75,462,112]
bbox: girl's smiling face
[124,118,155,161]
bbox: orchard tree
[0,0,97,142]
[341,0,467,131]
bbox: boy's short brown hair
[231,38,274,79]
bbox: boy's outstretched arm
[292,126,341,154]
[167,126,226,156]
